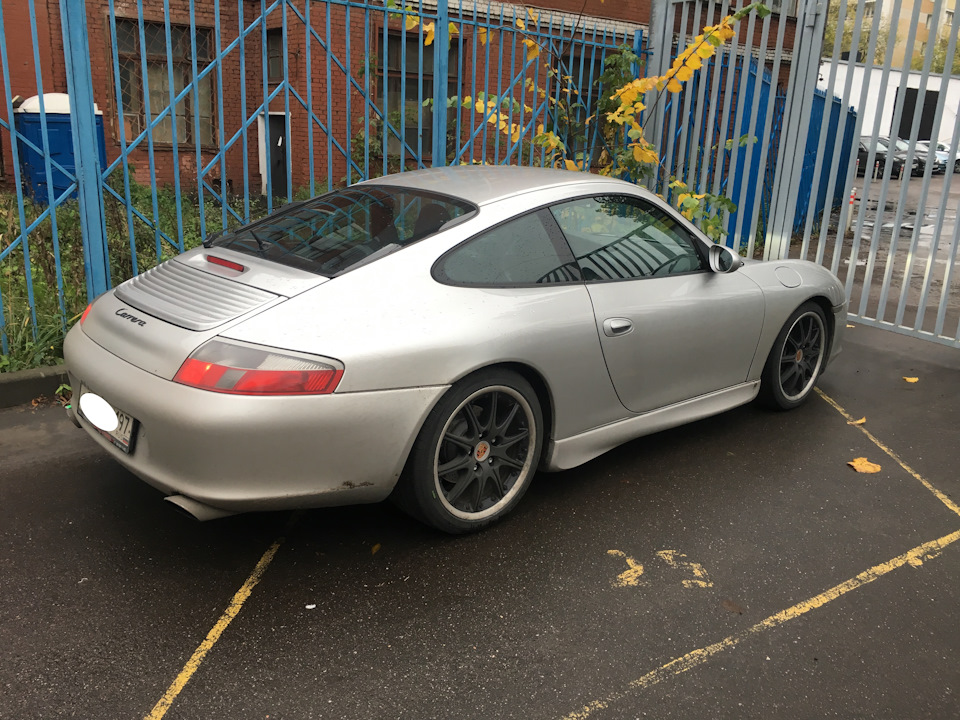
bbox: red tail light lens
[80,303,93,325]
[174,339,343,395]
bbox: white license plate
[78,384,138,454]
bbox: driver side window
[549,195,705,282]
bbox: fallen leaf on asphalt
[848,457,881,473]
[305,604,316,610]
[846,324,855,328]
[371,543,381,555]
[722,599,745,615]
[847,417,866,426]
[903,377,919,383]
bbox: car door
[548,193,764,414]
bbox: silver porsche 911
[65,166,846,533]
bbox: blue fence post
[59,0,109,299]
[432,0,450,166]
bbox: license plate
[78,384,138,454]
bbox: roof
[362,165,620,206]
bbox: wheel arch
[805,294,836,360]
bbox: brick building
[0,0,796,199]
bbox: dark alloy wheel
[392,370,543,534]
[759,302,828,410]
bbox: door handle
[603,318,633,337]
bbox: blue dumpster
[14,93,106,205]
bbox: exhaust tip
[165,494,237,521]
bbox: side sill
[543,381,760,472]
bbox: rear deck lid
[82,248,326,379]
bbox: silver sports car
[65,166,846,533]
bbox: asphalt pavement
[1,323,958,720]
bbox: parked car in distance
[64,166,847,534]
[880,136,943,175]
[930,141,960,173]
[857,137,904,178]
[915,141,949,174]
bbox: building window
[114,18,216,146]
[267,28,284,84]
[380,33,458,157]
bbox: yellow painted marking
[606,550,645,587]
[816,388,960,518]
[144,537,285,720]
[656,550,713,588]
[562,528,960,720]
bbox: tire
[955,159,960,173]
[391,369,543,534]
[758,302,828,411]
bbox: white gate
[649,0,960,348]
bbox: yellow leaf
[666,78,683,93]
[676,65,694,82]
[423,21,435,46]
[516,18,525,30]
[537,122,545,135]
[448,22,459,36]
[846,323,855,328]
[405,13,420,31]
[903,376,919,383]
[510,123,521,143]
[696,43,715,59]
[677,192,690,206]
[847,417,867,426]
[686,53,702,70]
[563,158,581,172]
[631,143,659,164]
[527,8,539,22]
[523,38,540,62]
[371,543,381,555]
[848,457,881,473]
[477,27,488,45]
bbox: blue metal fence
[791,89,857,234]
[0,0,641,362]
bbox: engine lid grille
[115,260,277,331]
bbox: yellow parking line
[815,388,960,519]
[561,527,960,720]
[144,535,286,720]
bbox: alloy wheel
[778,311,825,402]
[433,386,536,521]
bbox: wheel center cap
[474,440,491,462]
[795,349,804,362]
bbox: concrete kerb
[0,364,68,410]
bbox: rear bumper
[64,326,447,513]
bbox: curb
[0,364,69,410]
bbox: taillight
[174,339,343,395]
[80,303,93,325]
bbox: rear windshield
[209,186,476,276]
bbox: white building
[817,61,960,143]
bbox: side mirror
[708,244,743,274]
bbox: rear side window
[210,186,475,276]
[435,210,579,286]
